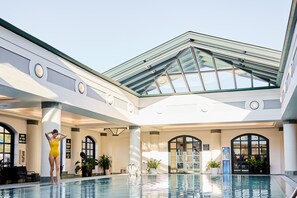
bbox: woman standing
[45,129,67,185]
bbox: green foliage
[98,154,112,175]
[207,160,221,170]
[75,158,99,173]
[245,156,264,168]
[146,159,161,172]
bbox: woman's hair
[52,129,58,134]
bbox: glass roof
[121,47,277,95]
[104,32,280,96]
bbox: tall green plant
[98,154,112,175]
[146,159,161,172]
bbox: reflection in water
[0,175,288,197]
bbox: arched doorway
[81,136,95,159]
[168,135,201,173]
[0,123,15,167]
[231,133,270,174]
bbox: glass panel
[170,142,176,149]
[241,149,248,155]
[253,75,269,87]
[259,137,265,141]
[218,70,235,89]
[179,49,197,73]
[185,74,203,91]
[235,69,252,88]
[194,49,215,71]
[234,137,240,141]
[241,136,248,141]
[234,148,240,155]
[251,135,258,140]
[241,141,248,148]
[215,58,233,70]
[252,141,259,147]
[157,75,173,94]
[186,137,192,142]
[82,144,85,149]
[0,134,3,143]
[0,144,3,152]
[260,141,266,146]
[5,134,10,143]
[147,82,159,95]
[260,148,267,154]
[88,144,92,149]
[4,154,10,163]
[0,127,3,133]
[201,72,219,90]
[4,129,9,134]
[87,138,92,143]
[170,74,188,92]
[167,61,180,74]
[4,144,10,153]
[252,148,259,155]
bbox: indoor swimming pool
[0,174,295,197]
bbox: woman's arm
[45,131,52,142]
[58,133,67,140]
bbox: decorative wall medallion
[34,64,44,78]
[107,95,114,105]
[249,101,259,110]
[78,82,85,94]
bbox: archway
[231,133,270,174]
[168,135,201,173]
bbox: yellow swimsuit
[49,139,59,158]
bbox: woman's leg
[54,157,61,184]
[48,155,55,184]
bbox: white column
[211,129,221,161]
[71,128,81,174]
[26,120,41,173]
[41,102,62,182]
[283,120,297,175]
[129,126,141,169]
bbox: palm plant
[98,154,112,175]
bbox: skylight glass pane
[253,75,269,87]
[146,82,159,95]
[215,58,232,70]
[194,49,215,71]
[170,74,188,93]
[157,75,173,94]
[235,69,252,88]
[201,72,219,90]
[167,61,180,74]
[179,49,197,73]
[185,74,203,91]
[218,70,235,89]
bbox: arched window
[168,135,201,173]
[231,133,269,174]
[82,136,95,159]
[0,124,14,167]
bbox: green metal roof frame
[277,0,297,86]
[0,18,140,96]
[104,31,281,96]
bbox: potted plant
[98,154,112,175]
[146,159,161,174]
[245,155,266,174]
[207,160,221,176]
[75,152,99,177]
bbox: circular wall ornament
[128,103,134,113]
[107,95,114,105]
[78,82,85,94]
[34,64,44,78]
[200,104,209,112]
[249,101,259,110]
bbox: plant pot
[82,167,92,177]
[149,168,157,175]
[211,168,219,176]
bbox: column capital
[283,120,297,124]
[27,120,38,125]
[211,129,221,133]
[71,128,80,132]
[41,102,62,109]
[129,126,140,130]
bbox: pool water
[0,174,290,197]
